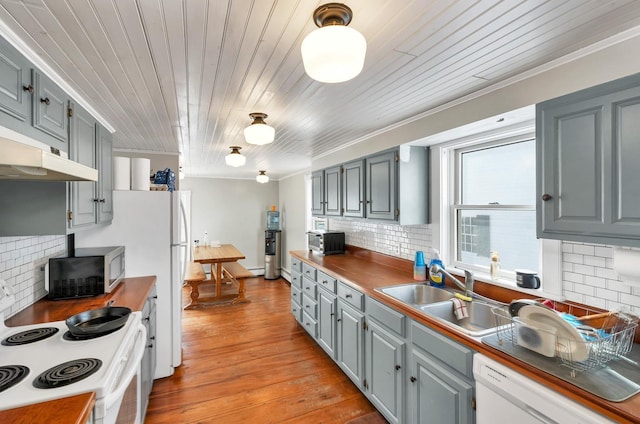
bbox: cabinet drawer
[302,312,317,338]
[302,294,318,319]
[337,281,364,311]
[317,270,337,293]
[302,276,317,299]
[302,263,317,281]
[291,270,302,289]
[290,297,302,324]
[291,256,302,273]
[366,297,405,337]
[411,320,474,378]
[291,284,302,305]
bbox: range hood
[0,129,98,182]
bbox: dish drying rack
[491,300,639,375]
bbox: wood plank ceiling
[0,0,639,180]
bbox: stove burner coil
[33,358,102,389]
[1,327,59,346]
[0,365,29,393]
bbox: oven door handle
[104,324,147,409]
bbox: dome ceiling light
[244,112,275,145]
[301,3,367,83]
[225,146,246,167]
[256,170,269,184]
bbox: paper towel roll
[131,158,150,191]
[112,156,130,190]
[613,247,640,285]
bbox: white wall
[180,177,279,270]
[278,173,307,274]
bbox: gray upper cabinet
[342,159,365,218]
[97,123,113,224]
[537,73,640,247]
[32,69,69,152]
[68,103,98,230]
[0,37,30,127]
[324,165,342,216]
[311,170,325,216]
[366,150,396,221]
[68,104,113,230]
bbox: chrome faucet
[429,264,474,296]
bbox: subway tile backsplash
[0,235,65,317]
[329,219,640,315]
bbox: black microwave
[307,231,345,255]
[45,246,125,300]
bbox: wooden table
[192,244,246,305]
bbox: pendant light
[225,146,246,167]
[256,170,269,183]
[301,3,367,83]
[244,113,275,145]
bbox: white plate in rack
[518,305,589,362]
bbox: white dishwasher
[473,353,613,423]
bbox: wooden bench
[184,262,208,309]
[221,262,254,304]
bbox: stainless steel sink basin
[376,283,454,305]
[419,300,505,337]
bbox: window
[451,139,538,279]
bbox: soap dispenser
[429,249,445,288]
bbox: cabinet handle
[410,376,416,383]
[99,198,106,203]
[40,97,50,106]
[93,198,100,202]
[337,318,342,322]
[147,343,154,348]
[153,295,158,299]
[541,194,552,201]
[395,365,401,371]
[346,294,352,298]
[22,84,34,94]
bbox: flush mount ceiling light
[244,113,275,145]
[225,146,246,167]
[301,3,367,83]
[256,170,269,184]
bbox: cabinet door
[409,348,474,424]
[317,288,337,358]
[537,76,640,246]
[366,320,405,424]
[32,70,69,148]
[0,37,30,125]
[324,165,342,216]
[343,159,365,218]
[337,299,365,387]
[311,170,325,215]
[97,124,113,224]
[366,150,397,220]
[68,103,97,230]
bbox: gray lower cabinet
[537,72,640,247]
[365,297,406,424]
[408,321,475,424]
[317,271,338,358]
[336,296,365,387]
[141,285,157,421]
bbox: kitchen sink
[376,283,454,305]
[419,300,505,337]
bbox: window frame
[435,121,563,299]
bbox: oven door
[94,324,146,424]
[307,232,322,252]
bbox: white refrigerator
[75,190,190,379]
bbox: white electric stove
[0,279,145,424]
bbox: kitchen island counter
[291,247,640,423]
[0,392,95,424]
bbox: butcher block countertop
[0,276,156,423]
[291,247,640,423]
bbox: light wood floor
[145,277,380,423]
